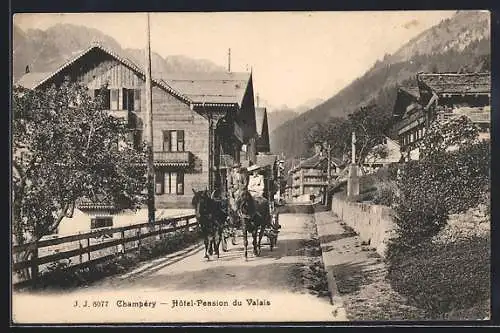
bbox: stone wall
[331,197,395,258]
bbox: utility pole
[347,131,359,198]
[145,12,155,225]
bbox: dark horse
[235,189,272,259]
[191,189,226,260]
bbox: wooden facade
[16,44,256,209]
[391,72,491,161]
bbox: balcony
[153,151,194,168]
[106,110,129,122]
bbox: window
[122,88,141,111]
[155,171,184,195]
[162,130,185,152]
[94,88,141,111]
[90,217,113,239]
[91,217,113,229]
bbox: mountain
[266,98,323,133]
[12,23,226,83]
[270,11,491,159]
[267,108,299,137]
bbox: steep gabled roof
[418,72,491,95]
[14,42,190,103]
[399,85,420,100]
[255,107,267,136]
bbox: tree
[417,114,480,159]
[12,82,147,270]
[346,103,392,165]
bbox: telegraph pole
[145,13,155,224]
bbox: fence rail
[12,214,198,289]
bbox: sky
[14,11,456,110]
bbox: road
[12,212,345,324]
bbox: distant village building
[391,72,490,160]
[15,42,258,235]
[288,143,344,203]
[362,136,402,172]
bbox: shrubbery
[387,236,490,318]
[384,116,490,318]
[388,140,490,254]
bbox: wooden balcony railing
[153,151,193,167]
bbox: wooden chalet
[391,72,491,160]
[15,41,257,231]
[288,143,344,203]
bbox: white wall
[57,208,195,236]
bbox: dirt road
[12,212,345,323]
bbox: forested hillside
[270,11,490,159]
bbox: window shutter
[155,171,164,194]
[128,89,135,111]
[163,131,170,152]
[103,89,111,110]
[177,130,184,152]
[122,88,128,110]
[134,89,141,111]
[170,172,177,194]
[176,172,184,195]
[110,89,119,110]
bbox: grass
[386,235,490,320]
[28,229,201,291]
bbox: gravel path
[13,213,343,323]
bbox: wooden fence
[12,214,198,289]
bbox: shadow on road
[133,261,305,293]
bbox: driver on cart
[247,164,281,230]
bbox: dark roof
[255,107,267,136]
[399,85,420,99]
[418,72,490,95]
[14,41,253,108]
[159,71,251,107]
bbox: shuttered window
[110,89,119,110]
[162,130,185,152]
[90,217,113,229]
[154,171,184,195]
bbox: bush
[389,141,489,250]
[387,236,490,318]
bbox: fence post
[79,240,83,264]
[31,241,39,288]
[87,236,91,262]
[137,228,141,255]
[120,230,125,254]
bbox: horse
[191,189,226,260]
[235,189,271,260]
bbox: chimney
[228,48,231,73]
[25,65,30,74]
